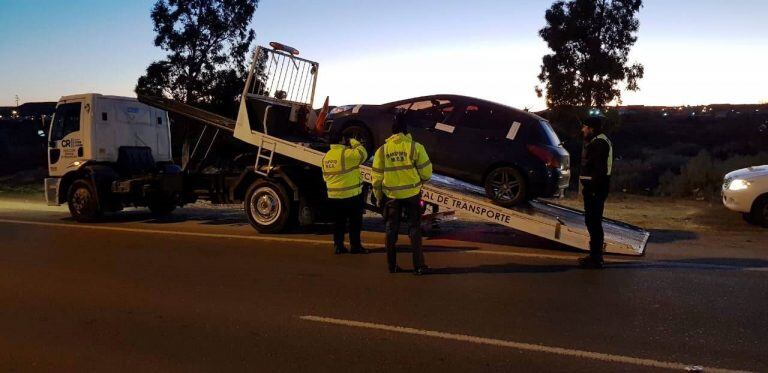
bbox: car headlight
[728,179,751,191]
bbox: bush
[657,150,768,199]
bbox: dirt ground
[1,184,763,235]
[2,187,763,260]
[551,194,763,233]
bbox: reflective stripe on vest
[371,164,414,173]
[383,181,422,191]
[322,145,362,198]
[326,183,361,192]
[596,133,613,176]
[415,160,431,170]
[375,134,424,199]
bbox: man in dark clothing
[372,112,433,275]
[578,116,613,269]
[322,131,369,255]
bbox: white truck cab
[722,165,768,227]
[46,94,181,221]
[48,94,171,177]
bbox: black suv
[326,94,570,206]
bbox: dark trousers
[582,184,609,262]
[384,194,425,270]
[331,195,363,249]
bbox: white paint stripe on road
[745,267,768,272]
[0,218,341,246]
[0,219,581,260]
[0,218,588,261]
[469,250,768,272]
[300,315,749,373]
[467,249,589,261]
[2,218,766,273]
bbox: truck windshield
[50,103,82,142]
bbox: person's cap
[583,116,603,131]
[392,111,408,134]
[328,130,343,144]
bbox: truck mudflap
[45,178,61,206]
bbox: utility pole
[15,94,19,107]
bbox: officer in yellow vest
[322,132,368,254]
[578,116,613,269]
[372,112,433,275]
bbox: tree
[536,0,644,110]
[135,0,258,116]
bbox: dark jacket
[580,134,612,192]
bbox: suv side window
[50,103,82,142]
[458,103,515,133]
[397,99,455,126]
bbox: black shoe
[578,256,603,269]
[350,247,369,254]
[334,246,349,255]
[389,266,403,273]
[413,266,430,276]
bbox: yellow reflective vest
[322,139,368,199]
[596,133,613,176]
[372,133,432,200]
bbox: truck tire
[750,195,768,228]
[67,179,102,222]
[244,180,292,233]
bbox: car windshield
[539,120,562,146]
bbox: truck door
[48,102,84,177]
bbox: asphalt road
[0,200,766,372]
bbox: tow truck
[45,43,649,255]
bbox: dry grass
[550,194,756,233]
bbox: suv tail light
[527,144,561,169]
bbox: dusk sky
[0,0,766,109]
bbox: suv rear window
[528,120,562,146]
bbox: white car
[722,165,768,227]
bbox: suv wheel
[341,124,373,156]
[750,195,768,227]
[484,167,527,207]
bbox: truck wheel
[484,167,527,207]
[750,196,768,227]
[68,179,102,222]
[148,198,176,216]
[244,180,292,233]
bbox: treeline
[556,112,768,199]
[0,120,47,176]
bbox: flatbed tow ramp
[142,44,649,256]
[233,119,648,256]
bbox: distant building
[0,106,15,119]
[18,102,56,120]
